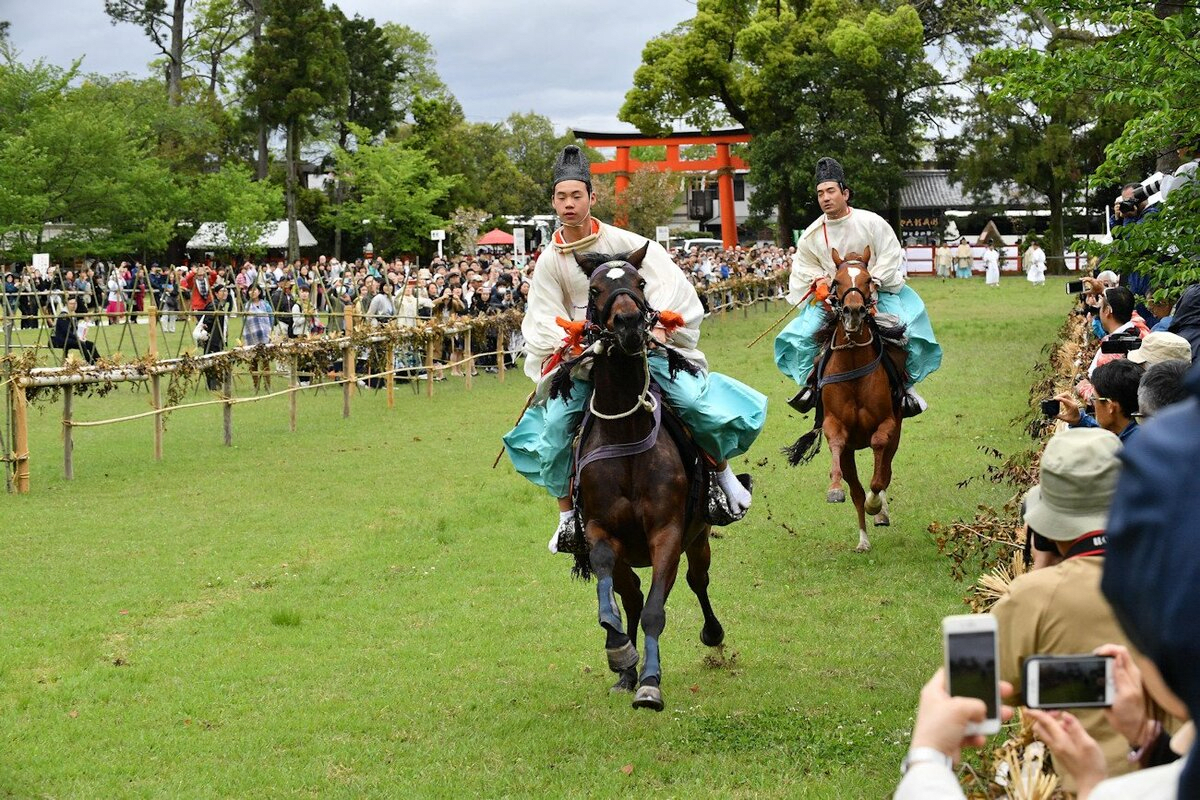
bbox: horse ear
[573,251,609,278]
[625,241,651,270]
[863,245,872,266]
[831,247,843,265]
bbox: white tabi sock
[717,466,752,512]
[549,510,573,554]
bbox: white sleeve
[521,250,573,382]
[867,215,905,294]
[789,241,826,304]
[893,762,967,800]
[639,239,702,352]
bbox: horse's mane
[548,342,703,403]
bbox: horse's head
[574,242,652,356]
[830,246,879,334]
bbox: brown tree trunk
[286,119,299,262]
[776,188,795,247]
[1046,180,1067,275]
[168,0,185,106]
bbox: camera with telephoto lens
[1118,173,1165,214]
[1100,333,1143,355]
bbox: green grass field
[1,275,1072,799]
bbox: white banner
[33,253,50,277]
[429,229,446,241]
[513,227,526,256]
[655,226,670,244]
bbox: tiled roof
[901,170,1040,211]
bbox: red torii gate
[573,128,751,250]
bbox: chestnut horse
[785,247,906,552]
[555,243,725,712]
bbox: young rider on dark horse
[775,157,943,416]
[503,145,769,555]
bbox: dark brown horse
[785,247,906,552]
[558,243,724,711]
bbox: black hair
[1103,286,1135,324]
[1138,359,1191,417]
[1091,358,1142,418]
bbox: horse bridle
[829,258,877,350]
[584,264,660,419]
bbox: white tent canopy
[186,220,318,250]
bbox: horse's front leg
[588,535,640,686]
[633,529,683,712]
[610,559,643,693]
[866,421,899,526]
[825,419,848,504]
[841,447,871,552]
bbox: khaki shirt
[992,556,1138,783]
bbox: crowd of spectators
[2,239,792,371]
[895,264,1200,798]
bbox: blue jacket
[1102,359,1200,798]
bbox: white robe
[789,207,905,303]
[983,249,1000,285]
[1024,247,1047,283]
[521,220,705,382]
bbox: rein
[583,275,660,420]
[589,351,658,419]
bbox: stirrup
[901,392,927,418]
[552,514,588,556]
[706,473,753,526]
[788,386,817,414]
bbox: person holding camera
[991,428,1142,785]
[1087,287,1148,379]
[1054,359,1142,443]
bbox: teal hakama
[774,285,943,387]
[503,353,767,499]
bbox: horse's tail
[783,425,824,467]
[571,551,594,581]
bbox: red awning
[476,228,515,246]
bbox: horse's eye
[589,286,600,297]
[638,279,646,290]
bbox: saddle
[556,381,748,558]
[796,314,910,421]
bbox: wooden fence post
[222,367,233,447]
[385,344,395,409]
[62,384,74,480]
[343,307,354,418]
[497,329,506,383]
[11,381,29,494]
[425,340,435,398]
[147,306,158,360]
[289,355,298,433]
[152,373,164,461]
[464,329,473,391]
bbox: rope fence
[2,274,788,493]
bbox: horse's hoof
[874,514,890,527]
[610,668,638,694]
[827,489,846,503]
[632,685,664,711]
[855,541,872,553]
[864,493,883,515]
[700,622,725,648]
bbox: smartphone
[1065,280,1085,294]
[943,614,1001,735]
[1023,654,1114,709]
[1040,399,1060,418]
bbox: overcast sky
[4,0,698,133]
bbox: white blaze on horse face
[605,267,625,281]
[847,267,862,283]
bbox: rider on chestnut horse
[775,157,942,416]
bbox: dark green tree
[242,0,348,260]
[621,0,944,243]
[972,0,1199,291]
[104,0,190,106]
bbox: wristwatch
[900,746,954,775]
